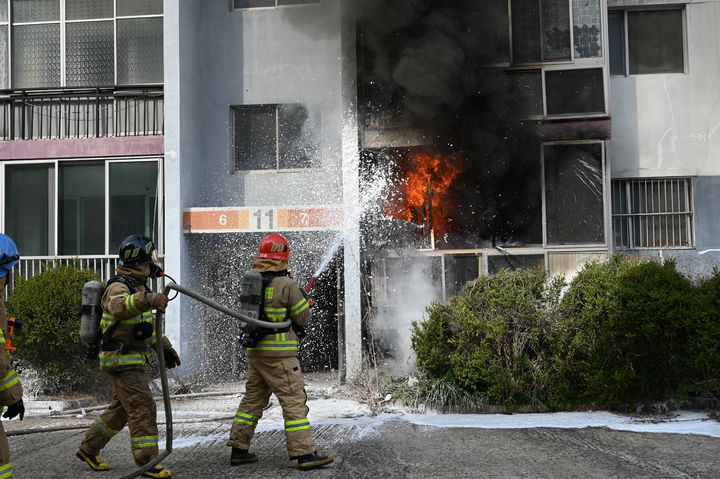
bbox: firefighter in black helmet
[77,235,179,478]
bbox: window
[543,142,605,245]
[506,67,605,117]
[512,0,571,64]
[487,254,544,275]
[232,0,318,9]
[1,0,163,89]
[612,178,693,249]
[609,8,685,75]
[233,104,319,171]
[3,158,159,256]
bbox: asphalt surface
[4,377,719,479]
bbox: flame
[385,151,462,238]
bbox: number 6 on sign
[219,214,228,226]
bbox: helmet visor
[151,248,159,265]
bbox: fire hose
[121,282,291,479]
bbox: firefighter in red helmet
[227,233,333,471]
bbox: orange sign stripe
[183,210,249,231]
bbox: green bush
[8,265,99,394]
[555,256,699,406]
[413,267,564,411]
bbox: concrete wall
[185,1,343,208]
[609,0,720,178]
[609,0,720,273]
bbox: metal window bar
[0,86,163,140]
[611,178,693,249]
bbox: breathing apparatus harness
[240,270,293,348]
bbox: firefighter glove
[292,323,307,339]
[3,399,24,421]
[145,292,168,312]
[164,347,181,369]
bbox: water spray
[303,233,344,293]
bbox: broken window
[233,104,319,171]
[572,0,602,58]
[612,178,693,249]
[512,0,571,64]
[609,8,685,75]
[487,255,544,275]
[543,143,605,245]
[545,68,605,115]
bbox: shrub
[412,267,564,411]
[8,265,99,394]
[555,256,700,406]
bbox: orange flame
[385,151,462,237]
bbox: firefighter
[0,234,24,479]
[76,235,180,478]
[227,233,333,471]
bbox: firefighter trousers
[80,368,159,467]
[0,420,11,478]
[228,356,315,458]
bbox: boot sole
[298,457,334,471]
[76,450,109,471]
[231,455,260,465]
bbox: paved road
[7,416,720,478]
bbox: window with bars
[612,178,694,249]
[0,0,163,89]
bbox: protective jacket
[0,275,21,478]
[99,264,168,370]
[246,259,311,358]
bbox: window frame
[229,0,319,11]
[0,155,163,256]
[3,0,163,89]
[611,177,695,250]
[231,103,321,174]
[608,5,687,77]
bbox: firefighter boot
[76,449,110,471]
[142,464,172,478]
[231,447,260,465]
[297,451,333,471]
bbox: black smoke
[358,0,543,248]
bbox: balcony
[0,86,163,141]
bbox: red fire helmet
[258,233,290,260]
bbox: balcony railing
[6,255,165,293]
[0,85,164,141]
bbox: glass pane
[66,0,113,20]
[59,163,105,255]
[234,105,276,170]
[116,0,162,16]
[12,23,60,88]
[5,164,51,256]
[278,104,318,169]
[544,143,604,245]
[66,21,114,86]
[12,0,59,23]
[545,68,605,115]
[110,162,158,252]
[608,11,626,75]
[512,0,541,64]
[541,0,571,61]
[0,26,8,89]
[443,255,479,297]
[487,255,544,275]
[573,0,602,58]
[507,70,543,117]
[233,0,274,7]
[548,252,604,279]
[628,10,684,75]
[476,1,510,64]
[0,2,7,22]
[117,18,163,84]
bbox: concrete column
[341,0,362,381]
